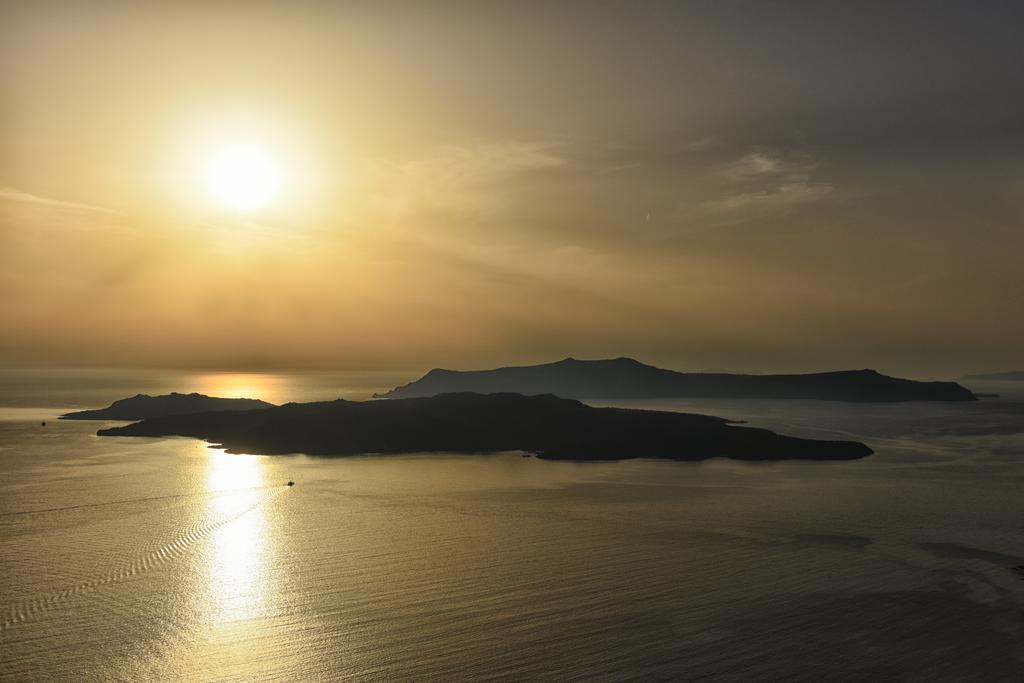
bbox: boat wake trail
[1,486,289,631]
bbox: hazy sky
[2,1,1022,376]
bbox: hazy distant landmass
[61,392,275,420]
[960,371,1024,382]
[97,392,871,461]
[377,357,977,402]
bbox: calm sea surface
[2,371,1023,680]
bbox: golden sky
[2,2,1022,375]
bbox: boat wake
[1,486,290,631]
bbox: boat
[287,481,295,487]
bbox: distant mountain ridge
[377,357,976,402]
[61,392,275,420]
[97,392,872,462]
[960,371,1024,382]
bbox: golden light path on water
[203,448,271,632]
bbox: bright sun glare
[204,144,282,211]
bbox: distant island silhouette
[96,392,872,462]
[61,392,275,420]
[960,371,1024,382]
[377,357,976,402]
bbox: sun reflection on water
[204,449,271,624]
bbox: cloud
[388,140,564,181]
[363,140,566,220]
[597,161,642,175]
[707,181,835,212]
[718,152,789,180]
[0,188,120,215]
[683,136,720,152]
[707,151,834,214]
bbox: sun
[204,144,282,211]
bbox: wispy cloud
[707,150,833,213]
[597,161,642,175]
[718,152,789,180]
[392,141,564,179]
[0,188,120,215]
[365,140,565,220]
[683,136,719,152]
[707,182,835,212]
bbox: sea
[1,369,1023,681]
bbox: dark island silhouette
[377,357,976,402]
[61,392,275,421]
[96,392,872,462]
